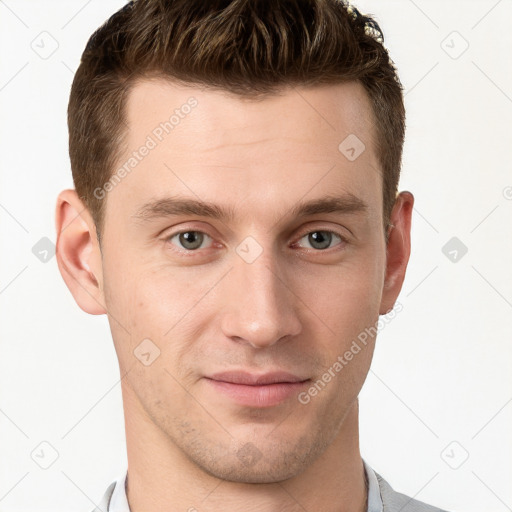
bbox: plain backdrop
[0,1,511,511]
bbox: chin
[188,433,327,484]
[200,457,308,484]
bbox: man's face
[97,79,392,482]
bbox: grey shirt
[92,459,449,512]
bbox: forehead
[125,78,378,154]
[106,78,383,229]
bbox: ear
[55,189,107,315]
[379,191,414,315]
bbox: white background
[0,1,511,511]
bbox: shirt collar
[108,469,129,512]
[108,460,383,512]
[363,458,384,512]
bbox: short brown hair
[68,0,405,241]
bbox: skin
[56,79,413,512]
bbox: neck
[122,385,367,512]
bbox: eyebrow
[132,193,368,224]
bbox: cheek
[291,255,383,397]
[297,254,383,338]
[103,257,205,331]
[102,261,217,372]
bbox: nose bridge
[220,239,302,348]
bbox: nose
[219,247,302,349]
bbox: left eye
[295,230,345,250]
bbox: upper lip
[206,371,309,386]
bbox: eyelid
[293,225,350,243]
[161,221,217,240]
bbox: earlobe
[379,191,414,315]
[55,189,107,315]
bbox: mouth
[204,371,310,408]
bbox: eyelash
[165,228,348,255]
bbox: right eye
[167,230,214,252]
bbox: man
[55,0,449,510]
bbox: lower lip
[205,379,309,408]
